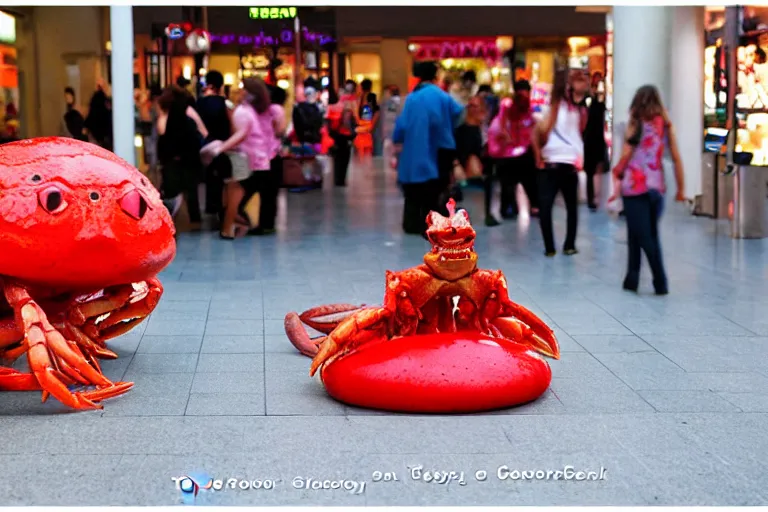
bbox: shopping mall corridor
[0,159,767,506]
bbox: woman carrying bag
[611,85,685,295]
[202,78,273,239]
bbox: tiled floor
[1,160,768,505]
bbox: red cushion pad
[320,332,552,413]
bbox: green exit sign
[249,7,297,19]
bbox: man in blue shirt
[393,61,464,237]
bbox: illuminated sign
[249,7,297,19]
[0,11,16,44]
[210,27,334,47]
[411,41,500,62]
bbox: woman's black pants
[537,163,579,253]
[238,162,280,230]
[622,192,668,293]
[497,151,538,217]
[333,142,352,186]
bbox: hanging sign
[210,27,334,47]
[249,7,297,20]
[411,40,500,63]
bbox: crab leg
[3,281,133,410]
[0,367,41,391]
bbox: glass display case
[734,35,768,165]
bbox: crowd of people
[392,61,685,294]
[55,64,685,294]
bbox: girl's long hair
[242,77,270,114]
[629,85,664,122]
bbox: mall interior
[1,5,765,209]
[0,6,767,506]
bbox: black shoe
[563,248,579,256]
[544,250,556,257]
[589,205,598,212]
[654,281,669,295]
[485,216,501,227]
[622,279,638,292]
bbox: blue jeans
[622,192,668,293]
[649,189,665,218]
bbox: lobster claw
[491,316,560,359]
[299,304,367,334]
[309,307,391,377]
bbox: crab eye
[30,174,42,182]
[38,186,68,214]
[89,191,100,201]
[120,189,149,220]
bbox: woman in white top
[531,69,588,257]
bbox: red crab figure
[0,138,176,410]
[285,199,560,413]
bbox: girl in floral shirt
[612,85,685,295]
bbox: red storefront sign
[411,39,501,62]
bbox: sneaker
[485,216,501,227]
[563,248,579,256]
[544,251,556,257]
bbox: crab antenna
[446,198,456,217]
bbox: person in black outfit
[196,71,232,220]
[454,96,485,208]
[84,85,113,150]
[328,93,357,186]
[257,83,287,234]
[583,72,608,211]
[293,78,324,146]
[61,87,87,141]
[156,85,207,224]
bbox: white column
[110,5,135,166]
[611,6,673,167]
[669,6,705,199]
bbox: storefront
[0,9,19,140]
[702,5,768,163]
[408,37,514,94]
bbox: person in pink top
[612,85,684,295]
[251,84,288,235]
[204,77,274,239]
[487,80,539,221]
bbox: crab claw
[310,335,339,377]
[491,316,560,359]
[309,307,391,377]
[299,304,367,334]
[285,312,325,357]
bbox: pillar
[380,38,410,97]
[669,6,705,199]
[110,5,135,166]
[611,6,672,167]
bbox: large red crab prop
[285,200,559,413]
[0,138,176,410]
